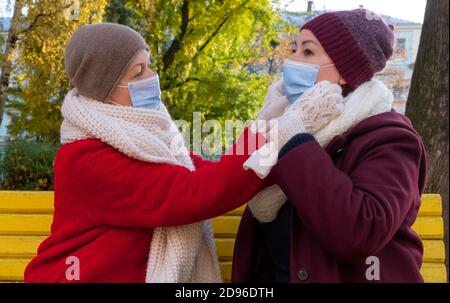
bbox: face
[108,49,156,106]
[289,29,346,85]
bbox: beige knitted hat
[64,23,149,102]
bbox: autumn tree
[3,0,107,144]
[3,0,292,148]
[106,1,291,138]
[0,0,23,128]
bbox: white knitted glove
[247,184,288,223]
[273,80,344,148]
[243,81,344,178]
[293,80,344,134]
[257,79,289,121]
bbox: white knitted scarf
[60,88,222,283]
[248,79,394,222]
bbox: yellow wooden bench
[0,191,447,282]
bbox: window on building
[395,38,407,59]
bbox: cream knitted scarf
[60,88,222,283]
[248,79,394,222]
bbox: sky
[277,0,427,23]
[1,0,427,23]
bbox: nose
[143,67,156,78]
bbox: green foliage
[6,0,107,144]
[104,0,140,28]
[108,0,292,127]
[0,138,59,190]
[6,0,295,146]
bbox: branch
[191,0,251,62]
[162,0,190,72]
[162,76,201,91]
[195,15,228,57]
[16,4,72,36]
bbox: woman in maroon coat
[232,9,428,283]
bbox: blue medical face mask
[281,60,335,104]
[117,74,162,110]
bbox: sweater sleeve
[270,127,425,263]
[66,126,267,228]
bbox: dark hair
[341,84,353,97]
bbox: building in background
[378,15,422,113]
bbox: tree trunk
[405,0,449,277]
[0,0,23,127]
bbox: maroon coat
[232,110,427,283]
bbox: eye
[303,48,314,57]
[134,65,145,78]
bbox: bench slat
[211,216,444,240]
[0,259,29,281]
[418,194,442,216]
[0,259,446,283]
[211,216,241,237]
[0,236,240,260]
[215,262,449,283]
[411,217,444,240]
[423,240,446,263]
[0,236,445,264]
[0,191,54,214]
[0,191,442,216]
[0,214,53,236]
[224,194,441,217]
[419,263,448,283]
[215,238,235,261]
[0,236,46,258]
[213,238,446,264]
[0,214,443,240]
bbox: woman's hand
[257,79,289,121]
[274,81,344,148]
[291,80,344,134]
[243,81,344,178]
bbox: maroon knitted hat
[301,9,395,90]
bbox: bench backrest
[0,191,447,282]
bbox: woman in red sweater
[24,23,342,283]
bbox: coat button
[297,268,309,281]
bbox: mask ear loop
[107,99,126,106]
[318,63,347,86]
[319,63,335,70]
[107,83,129,106]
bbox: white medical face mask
[281,59,335,104]
[117,74,162,110]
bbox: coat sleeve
[270,126,426,263]
[189,153,214,169]
[68,126,267,228]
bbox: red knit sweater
[24,127,266,282]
